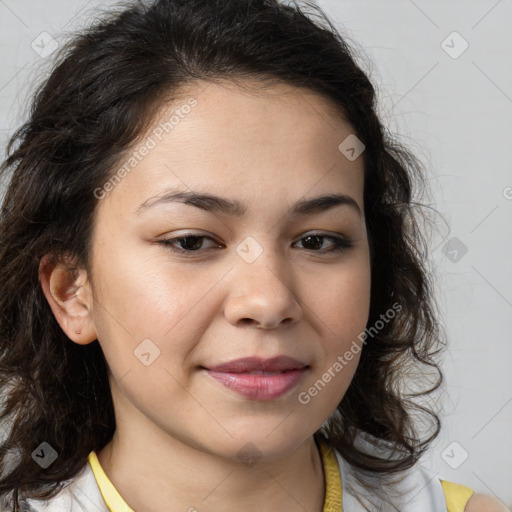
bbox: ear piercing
[75,329,81,334]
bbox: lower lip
[204,368,307,401]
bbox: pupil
[183,236,202,250]
[304,235,321,250]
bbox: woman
[0,0,506,510]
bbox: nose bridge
[225,234,302,328]
[234,234,289,287]
[231,211,310,277]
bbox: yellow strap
[89,439,343,512]
[441,479,474,512]
[88,451,135,512]
[89,449,474,512]
[316,436,476,512]
[316,435,343,512]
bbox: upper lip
[205,356,308,373]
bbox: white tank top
[12,445,453,511]
[334,449,450,511]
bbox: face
[84,80,371,461]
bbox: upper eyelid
[162,230,349,242]
[157,232,356,258]
[160,233,353,253]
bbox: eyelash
[158,233,354,257]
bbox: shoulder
[464,492,509,512]
[330,443,450,510]
[440,478,509,512]
[327,438,509,512]
[16,461,109,512]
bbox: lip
[203,356,309,401]
[206,356,308,373]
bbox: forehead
[95,79,365,218]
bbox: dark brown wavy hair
[0,0,446,509]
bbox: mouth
[201,356,309,401]
[205,355,308,373]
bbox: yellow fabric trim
[88,439,342,512]
[440,479,474,512]
[87,451,135,512]
[89,448,474,512]
[316,435,343,512]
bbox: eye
[158,234,221,256]
[157,232,354,257]
[293,233,354,253]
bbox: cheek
[309,258,371,336]
[91,245,196,333]
[89,246,218,381]
[90,253,203,415]
[308,259,370,400]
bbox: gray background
[0,0,511,507]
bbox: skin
[465,493,510,511]
[38,80,507,511]
[40,79,370,511]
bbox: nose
[223,246,303,329]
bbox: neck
[97,419,326,512]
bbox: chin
[212,430,310,464]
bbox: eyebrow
[134,189,362,218]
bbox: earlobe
[38,254,97,345]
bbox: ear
[38,253,97,345]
